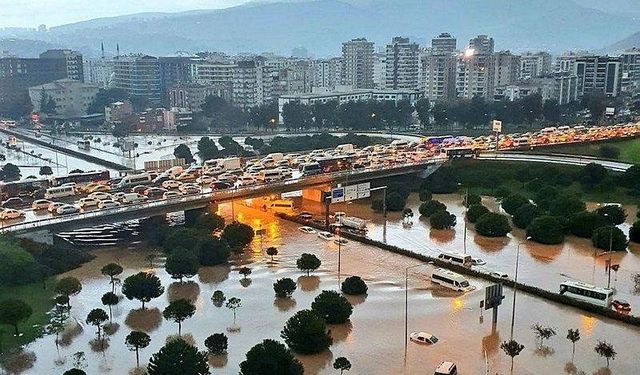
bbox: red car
[612,299,631,313]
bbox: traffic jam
[0,122,638,224]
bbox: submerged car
[409,331,439,345]
[298,226,316,234]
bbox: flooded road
[6,203,640,375]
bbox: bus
[431,268,473,292]
[559,281,614,307]
[268,199,294,212]
[316,155,354,173]
[445,147,479,159]
[115,173,152,189]
[0,178,49,200]
[45,185,76,199]
[50,170,110,187]
[437,252,473,267]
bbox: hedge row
[278,213,640,326]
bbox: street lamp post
[404,263,430,361]
[604,213,614,289]
[337,227,342,276]
[510,237,530,340]
[458,183,469,254]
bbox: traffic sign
[484,284,504,310]
[491,120,502,133]
[331,187,345,203]
[345,185,358,201]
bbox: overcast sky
[0,0,254,28]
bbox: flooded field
[4,203,640,375]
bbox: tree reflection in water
[167,281,200,302]
[297,275,320,292]
[296,348,333,375]
[328,321,352,343]
[474,235,510,253]
[273,297,296,312]
[0,349,36,374]
[124,308,162,332]
[208,353,228,368]
[197,265,231,284]
[429,228,455,244]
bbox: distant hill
[602,31,640,54]
[8,0,640,57]
[0,39,64,58]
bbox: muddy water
[6,203,640,374]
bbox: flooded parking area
[5,203,640,374]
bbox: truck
[266,153,284,163]
[335,144,354,154]
[219,157,242,171]
[337,216,367,231]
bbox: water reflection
[297,275,320,292]
[296,349,333,375]
[1,350,36,374]
[239,278,252,288]
[344,294,367,306]
[103,322,120,336]
[89,337,109,353]
[273,297,296,312]
[197,265,231,284]
[473,234,510,253]
[59,322,84,347]
[208,354,228,368]
[328,321,352,343]
[124,308,162,332]
[167,281,200,302]
[525,243,563,264]
[429,228,455,243]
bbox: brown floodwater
[5,201,640,374]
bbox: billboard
[484,284,504,310]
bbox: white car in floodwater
[298,226,316,234]
[410,331,439,345]
[317,231,334,241]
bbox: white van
[437,252,472,267]
[116,173,152,189]
[45,186,76,199]
[258,169,283,183]
[431,268,473,292]
[434,361,458,375]
[390,139,410,149]
[165,166,184,179]
[266,153,284,162]
[268,199,294,212]
[335,144,354,154]
[121,193,148,204]
[301,162,321,176]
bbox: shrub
[495,186,511,199]
[630,221,640,243]
[296,253,321,276]
[580,163,608,188]
[273,278,297,298]
[464,193,482,207]
[385,192,407,211]
[475,212,511,237]
[204,333,228,355]
[418,200,446,217]
[423,166,458,193]
[197,237,230,266]
[513,203,544,229]
[466,204,489,223]
[341,276,368,295]
[311,290,353,324]
[502,194,530,215]
[595,205,626,226]
[548,193,586,217]
[429,210,457,230]
[592,226,628,252]
[281,309,332,354]
[163,228,202,253]
[418,189,432,202]
[193,213,225,232]
[599,145,620,159]
[527,216,564,245]
[569,211,606,238]
[221,222,255,249]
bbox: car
[1,197,24,208]
[132,185,149,194]
[98,200,121,209]
[180,184,202,195]
[0,208,23,220]
[144,187,167,198]
[48,202,65,213]
[490,271,509,279]
[612,299,631,312]
[88,191,113,201]
[471,257,486,266]
[81,182,102,192]
[409,331,439,345]
[111,192,127,202]
[32,199,52,210]
[236,176,257,186]
[210,181,232,190]
[297,212,313,221]
[317,231,334,241]
[57,204,79,215]
[176,171,197,181]
[298,226,316,234]
[87,184,111,193]
[77,197,100,208]
[434,361,458,375]
[195,176,214,185]
[162,180,182,189]
[334,238,348,246]
[163,191,182,199]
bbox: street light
[336,226,342,276]
[510,236,531,340]
[458,183,469,254]
[404,263,431,361]
[603,213,614,289]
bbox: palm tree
[501,339,525,374]
[594,340,616,368]
[566,328,580,360]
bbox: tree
[569,211,606,238]
[311,290,353,324]
[112,122,130,138]
[1,163,21,181]
[418,200,446,217]
[226,297,242,326]
[429,210,456,230]
[204,333,228,355]
[86,308,109,340]
[163,299,196,336]
[501,339,525,374]
[165,249,200,282]
[501,194,529,215]
[55,277,82,307]
[566,328,580,360]
[527,216,564,245]
[580,163,608,189]
[126,330,151,368]
[0,299,32,335]
[101,263,123,292]
[296,253,321,276]
[273,278,297,298]
[475,212,512,237]
[221,222,255,249]
[266,246,278,261]
[281,309,332,354]
[39,89,57,114]
[630,221,640,243]
[101,292,119,323]
[193,213,225,232]
[147,338,210,375]
[542,99,560,123]
[463,193,481,207]
[531,323,557,348]
[239,339,304,375]
[423,166,457,193]
[211,290,226,307]
[341,276,368,295]
[173,144,195,164]
[88,87,129,114]
[595,205,626,226]
[197,237,230,266]
[582,92,607,121]
[466,204,489,223]
[239,266,252,280]
[63,369,86,375]
[599,145,620,159]
[39,166,53,176]
[591,226,628,252]
[197,137,219,161]
[414,98,431,128]
[333,357,351,374]
[282,102,313,129]
[418,188,432,202]
[512,203,543,229]
[594,340,616,368]
[122,272,165,309]
[383,191,407,211]
[548,193,586,217]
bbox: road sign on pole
[331,187,345,203]
[484,284,504,325]
[491,120,502,133]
